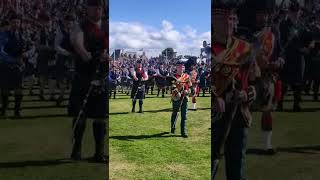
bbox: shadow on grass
[110,107,210,115]
[9,98,69,103]
[110,132,181,141]
[282,99,319,102]
[0,159,72,168]
[251,107,320,113]
[5,105,67,110]
[0,114,68,120]
[279,107,320,113]
[247,145,320,155]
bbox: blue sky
[109,0,211,56]
[110,0,210,32]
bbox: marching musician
[0,14,24,118]
[278,1,312,112]
[146,64,156,95]
[37,13,56,101]
[156,63,168,98]
[54,13,75,106]
[212,1,257,179]
[68,0,108,163]
[170,61,192,138]
[131,59,148,113]
[190,64,199,110]
[252,1,286,155]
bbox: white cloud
[109,20,210,57]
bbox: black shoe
[49,95,55,101]
[131,107,135,113]
[0,109,6,117]
[56,97,63,106]
[171,128,175,134]
[181,134,188,138]
[39,95,45,101]
[293,104,301,112]
[70,154,81,161]
[14,111,21,119]
[265,148,277,155]
[138,110,143,113]
[162,95,165,98]
[276,103,283,112]
[94,154,107,163]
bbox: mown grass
[0,88,107,180]
[110,92,211,180]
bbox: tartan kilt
[254,76,275,109]
[68,74,108,119]
[130,84,145,99]
[155,76,167,88]
[0,62,23,89]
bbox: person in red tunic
[254,4,285,155]
[170,61,192,138]
[212,1,257,179]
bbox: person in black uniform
[145,65,156,95]
[68,0,108,163]
[0,14,24,118]
[36,13,56,101]
[278,2,313,112]
[156,63,168,98]
[54,14,75,106]
[131,60,148,113]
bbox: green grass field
[109,92,211,180]
[1,87,320,180]
[0,88,106,180]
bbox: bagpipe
[167,75,190,102]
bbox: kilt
[55,55,69,81]
[155,76,167,88]
[146,77,155,87]
[68,74,108,119]
[131,84,145,99]
[255,75,275,110]
[0,62,23,89]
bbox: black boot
[132,100,136,112]
[14,94,23,118]
[138,100,143,113]
[293,90,301,112]
[56,95,64,106]
[1,92,8,117]
[276,102,283,112]
[293,103,301,112]
[170,128,175,134]
[157,89,160,97]
[93,121,107,163]
[39,89,45,100]
[71,118,86,161]
[151,87,154,95]
[162,89,165,98]
[313,93,318,101]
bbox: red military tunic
[213,37,251,97]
